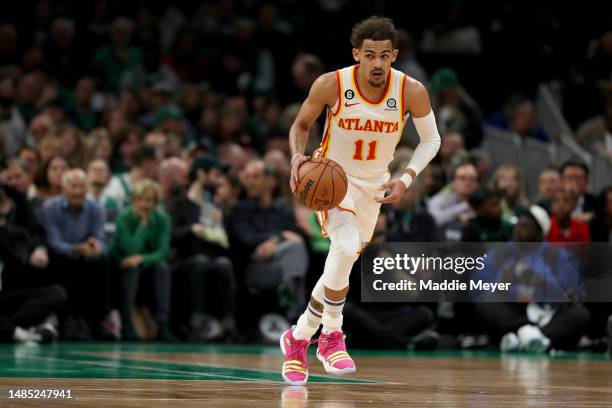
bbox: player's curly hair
[350,16,398,49]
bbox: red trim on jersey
[336,205,356,216]
[352,65,391,105]
[332,70,341,115]
[320,110,332,157]
[401,74,407,119]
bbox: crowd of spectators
[0,1,610,353]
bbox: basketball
[296,157,348,211]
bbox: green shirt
[94,45,143,91]
[308,212,330,253]
[110,207,171,269]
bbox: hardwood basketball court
[0,343,610,406]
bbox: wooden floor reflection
[0,343,610,407]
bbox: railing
[483,125,611,201]
[482,127,553,201]
[538,82,612,192]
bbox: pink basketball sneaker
[316,330,356,374]
[280,327,310,385]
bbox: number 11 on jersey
[353,139,377,161]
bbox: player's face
[352,39,398,88]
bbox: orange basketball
[296,157,348,211]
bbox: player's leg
[317,179,383,374]
[281,208,359,383]
[316,209,361,374]
[293,276,324,340]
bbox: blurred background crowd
[0,0,611,352]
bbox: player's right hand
[290,154,311,195]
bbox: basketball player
[281,16,441,385]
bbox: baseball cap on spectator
[518,205,551,236]
[431,67,459,94]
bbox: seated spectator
[87,128,113,163]
[93,17,143,92]
[386,181,439,242]
[576,90,612,160]
[0,184,47,262]
[0,186,65,344]
[27,114,54,146]
[536,166,562,213]
[475,205,590,352]
[87,159,119,237]
[420,8,482,55]
[159,157,189,204]
[18,146,42,181]
[0,185,48,288]
[462,187,513,243]
[584,186,612,345]
[66,76,98,132]
[418,163,446,206]
[343,212,437,350]
[40,169,110,340]
[280,53,324,106]
[5,158,37,201]
[213,168,242,217]
[469,148,492,184]
[428,162,478,241]
[167,157,238,342]
[36,155,69,202]
[227,159,308,321]
[109,179,174,341]
[487,94,550,142]
[590,186,612,242]
[263,149,291,200]
[430,68,483,149]
[56,125,87,169]
[547,190,591,243]
[438,131,468,174]
[395,29,429,89]
[561,160,596,222]
[102,144,159,210]
[161,28,209,82]
[491,164,529,224]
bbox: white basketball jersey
[319,65,408,179]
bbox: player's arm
[289,72,337,194]
[376,77,441,204]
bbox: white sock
[322,296,345,334]
[293,279,325,340]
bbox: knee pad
[322,224,360,291]
[330,224,360,262]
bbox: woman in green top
[110,179,174,341]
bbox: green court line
[23,342,609,361]
[0,342,608,385]
[71,350,386,384]
[0,345,382,384]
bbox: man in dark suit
[561,160,596,222]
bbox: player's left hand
[375,179,406,204]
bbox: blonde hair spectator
[132,178,162,206]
